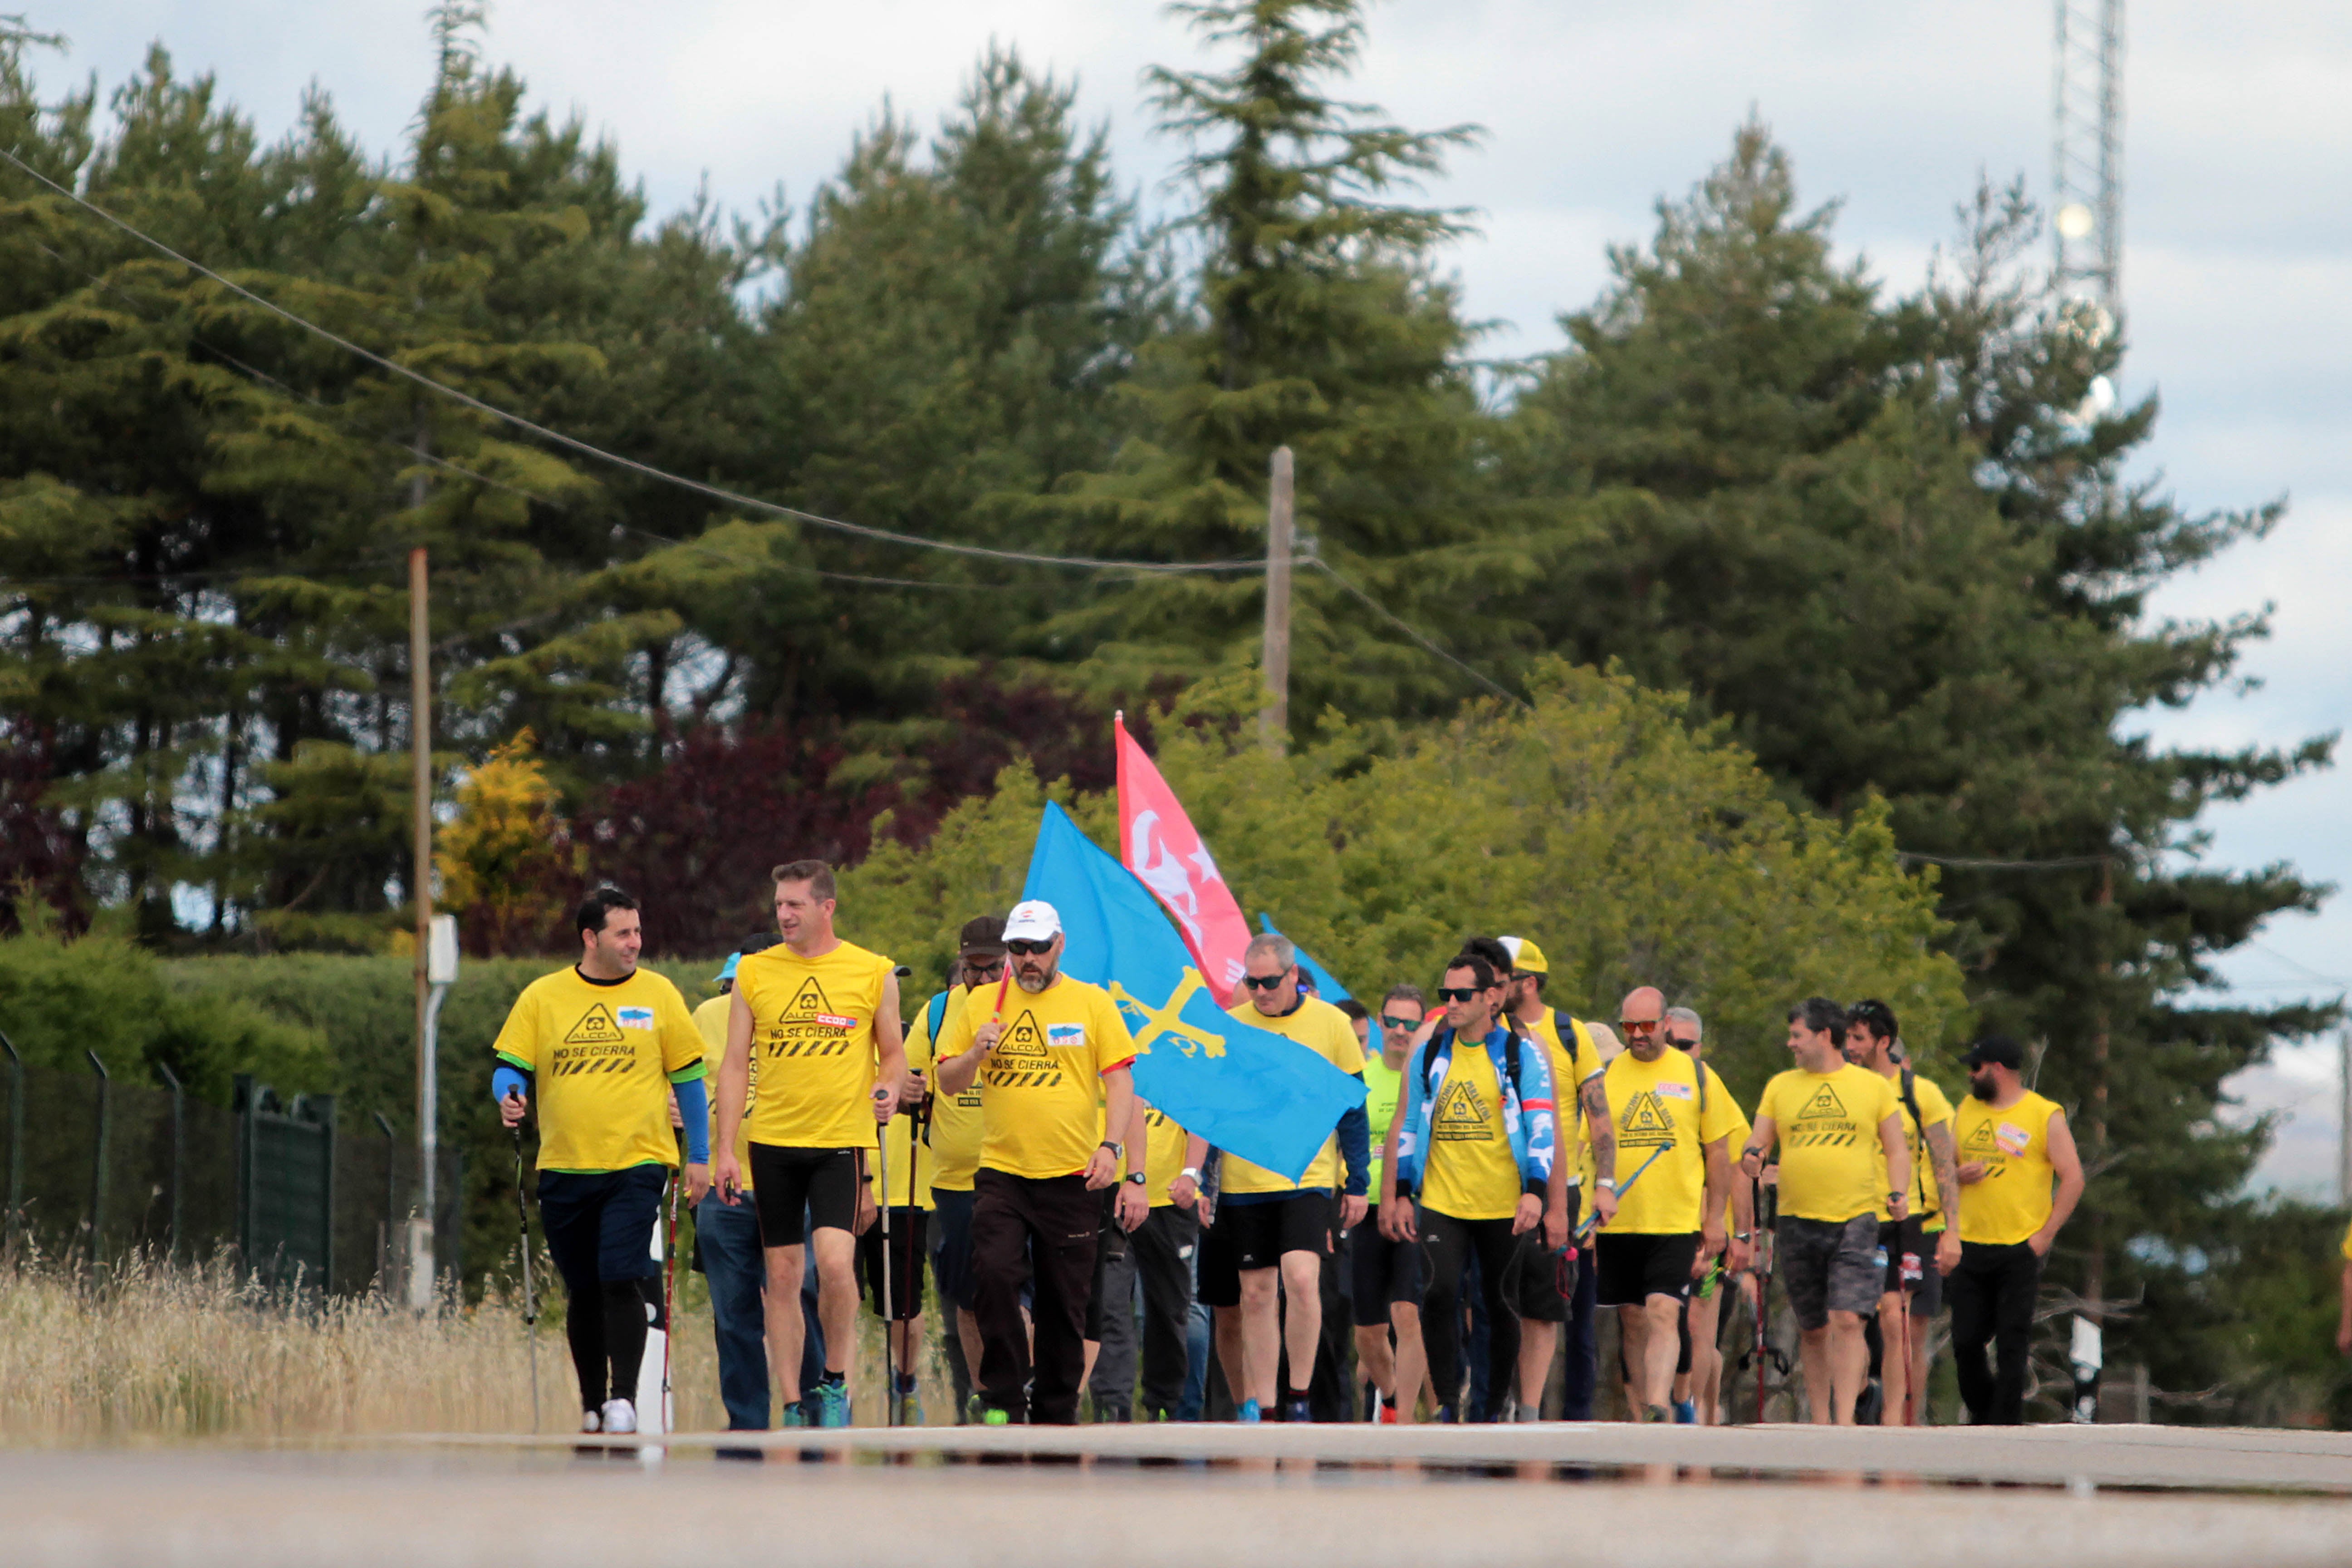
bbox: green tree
[1507,123,2333,1399]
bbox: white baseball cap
[1003,899,1063,943]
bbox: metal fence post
[317,1094,338,1297]
[374,1111,397,1296]
[0,1031,21,1245]
[156,1062,185,1264]
[84,1049,110,1263]
[233,1074,256,1269]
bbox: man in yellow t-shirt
[713,859,909,1429]
[691,936,779,1431]
[1741,997,1910,1426]
[492,886,707,1436]
[2336,1216,2352,1359]
[1950,1034,2083,1424]
[1380,951,1567,1425]
[1843,998,1960,1427]
[936,900,1142,1425]
[1198,931,1367,1424]
[1500,936,1617,1422]
[911,916,1005,1422]
[1597,987,1744,1421]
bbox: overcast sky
[43,2,2352,1195]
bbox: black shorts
[858,1206,929,1319]
[1349,1208,1427,1326]
[1595,1231,1699,1308]
[1212,1191,1333,1272]
[749,1144,861,1246]
[1197,1222,1241,1309]
[1903,1225,1946,1316]
[930,1186,977,1310]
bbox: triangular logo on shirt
[786,976,831,1018]
[1799,1082,1847,1121]
[564,1004,626,1046]
[1434,1080,1491,1138]
[998,1010,1049,1059]
[1622,1090,1674,1136]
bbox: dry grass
[0,1249,960,1443]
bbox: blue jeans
[696,1193,770,1430]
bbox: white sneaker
[600,1398,638,1435]
[579,1408,602,1433]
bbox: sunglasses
[1240,971,1291,991]
[963,955,1005,974]
[1618,1018,1661,1034]
[1668,1035,1698,1052]
[1380,1014,1421,1032]
[1436,986,1484,1003]
[1005,938,1054,956]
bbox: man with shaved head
[1595,986,1742,1420]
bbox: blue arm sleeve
[673,1076,710,1165]
[492,1064,530,1103]
[1338,1076,1371,1197]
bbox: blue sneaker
[1282,1396,1312,1424]
[1237,1398,1262,1424]
[1672,1399,1698,1425]
[781,1403,807,1429]
[817,1378,851,1428]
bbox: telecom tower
[2051,0,2123,323]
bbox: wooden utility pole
[1259,445,1294,754]
[407,543,435,1299]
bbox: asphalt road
[10,1424,2352,1568]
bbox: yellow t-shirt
[1756,1063,1902,1223]
[1219,996,1366,1195]
[1419,1041,1524,1223]
[1600,1050,1743,1235]
[936,975,1136,1180]
[493,965,704,1173]
[1142,1102,1191,1208]
[1528,1009,1602,1178]
[1717,1093,1753,1236]
[1870,1069,1956,1226]
[733,939,896,1151]
[1955,1090,2062,1245]
[693,993,755,1185]
[2340,1217,2352,1263]
[867,1003,935,1211]
[920,986,985,1192]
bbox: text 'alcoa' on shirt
[1220,995,1365,1195]
[1600,1049,1743,1235]
[1955,1090,2061,1246]
[1755,1063,1901,1223]
[493,966,703,1172]
[733,940,896,1151]
[935,975,1137,1180]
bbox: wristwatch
[1099,1139,1124,1159]
[1595,1178,1617,1190]
[1125,1171,1147,1186]
[1179,1166,1202,1184]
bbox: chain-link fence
[0,1034,460,1294]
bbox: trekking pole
[511,1124,542,1434]
[877,1128,894,1426]
[663,1169,679,1432]
[1752,1177,1773,1425]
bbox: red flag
[1115,712,1254,1006]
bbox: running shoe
[1282,1396,1312,1425]
[781,1404,808,1429]
[1237,1398,1262,1424]
[1639,1403,1671,1423]
[1378,1399,1400,1425]
[897,1387,925,1427]
[600,1398,637,1435]
[579,1408,603,1434]
[817,1378,851,1428]
[982,1406,1011,1426]
[1672,1398,1698,1425]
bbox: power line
[1308,556,1527,708]
[1895,850,2116,871]
[0,144,1265,580]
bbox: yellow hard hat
[1499,935,1547,975]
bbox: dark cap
[1961,1034,2025,1070]
[958,915,1008,958]
[739,933,780,956]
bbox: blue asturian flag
[1023,804,1363,1184]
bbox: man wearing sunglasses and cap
[936,899,1143,1425]
[1949,1034,2083,1424]
[1179,931,1368,1424]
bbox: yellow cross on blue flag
[1024,803,1364,1183]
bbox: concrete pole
[408,544,436,1306]
[1259,446,1294,754]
